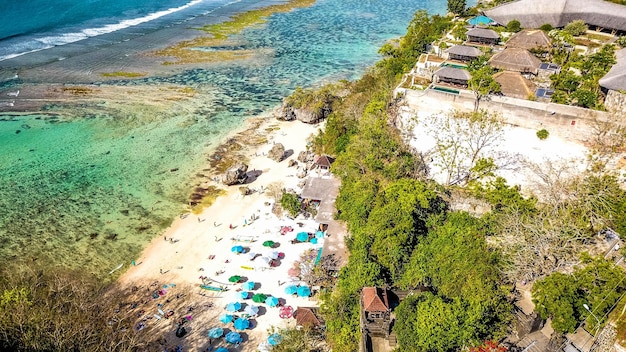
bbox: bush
[506,20,521,33]
[280,192,301,217]
[617,36,626,47]
[564,20,588,36]
[536,129,550,140]
[539,23,554,32]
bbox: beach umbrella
[234,317,250,330]
[267,251,279,260]
[242,281,255,291]
[296,232,309,242]
[310,238,318,244]
[268,333,283,346]
[262,240,275,247]
[252,293,267,303]
[284,285,297,295]
[265,296,279,307]
[297,286,311,297]
[231,245,244,253]
[288,267,300,277]
[208,327,224,339]
[315,230,324,238]
[219,314,234,323]
[244,304,259,316]
[215,348,229,352]
[226,302,242,312]
[239,291,250,299]
[225,331,242,344]
[228,275,242,283]
[279,305,294,319]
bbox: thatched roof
[506,30,551,50]
[599,48,626,91]
[445,45,482,57]
[494,71,537,99]
[488,48,542,74]
[362,287,390,312]
[434,67,472,81]
[466,27,500,39]
[484,0,626,31]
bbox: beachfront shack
[313,155,334,171]
[600,48,626,111]
[432,67,471,87]
[294,307,324,329]
[505,29,551,51]
[488,48,542,75]
[466,28,500,45]
[444,45,482,62]
[493,71,536,99]
[484,0,626,32]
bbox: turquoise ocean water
[0,0,456,273]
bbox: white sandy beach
[120,118,341,351]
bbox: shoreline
[118,115,343,351]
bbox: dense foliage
[447,0,466,15]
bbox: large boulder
[222,163,248,185]
[274,105,328,124]
[297,150,314,163]
[268,143,285,162]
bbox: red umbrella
[279,305,294,319]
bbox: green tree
[447,0,466,15]
[564,20,588,36]
[506,20,521,32]
[571,89,597,108]
[618,36,626,47]
[280,192,301,216]
[468,66,501,111]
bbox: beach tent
[208,327,224,339]
[297,286,311,297]
[219,314,234,323]
[228,275,242,283]
[242,281,255,291]
[244,304,259,316]
[226,302,242,312]
[262,240,275,248]
[268,333,283,346]
[284,285,298,295]
[234,317,250,330]
[225,331,242,344]
[265,296,279,307]
[296,232,309,242]
[231,245,244,253]
[252,293,267,303]
[239,291,250,299]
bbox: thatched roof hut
[445,45,482,61]
[433,67,472,86]
[599,48,626,91]
[494,71,537,99]
[466,28,500,45]
[506,29,551,50]
[488,48,542,74]
[484,0,626,32]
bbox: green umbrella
[252,293,267,303]
[228,275,242,283]
[262,240,275,247]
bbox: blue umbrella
[208,327,224,338]
[240,291,250,299]
[219,314,234,323]
[296,232,309,242]
[297,286,311,297]
[310,238,318,244]
[215,348,229,352]
[226,302,242,312]
[265,296,279,307]
[284,285,297,295]
[234,317,250,330]
[268,333,283,346]
[242,281,255,291]
[315,230,324,238]
[231,245,244,253]
[225,331,242,344]
[244,304,259,316]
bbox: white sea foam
[0,0,204,62]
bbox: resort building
[293,307,324,329]
[484,0,626,32]
[600,48,626,111]
[444,45,482,62]
[488,48,542,75]
[505,29,551,51]
[493,71,536,99]
[360,287,392,338]
[466,28,500,45]
[432,67,471,87]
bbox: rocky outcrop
[268,143,285,162]
[222,163,248,185]
[297,150,314,163]
[296,168,307,178]
[275,105,330,124]
[288,159,298,167]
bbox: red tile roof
[294,307,323,327]
[362,287,390,312]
